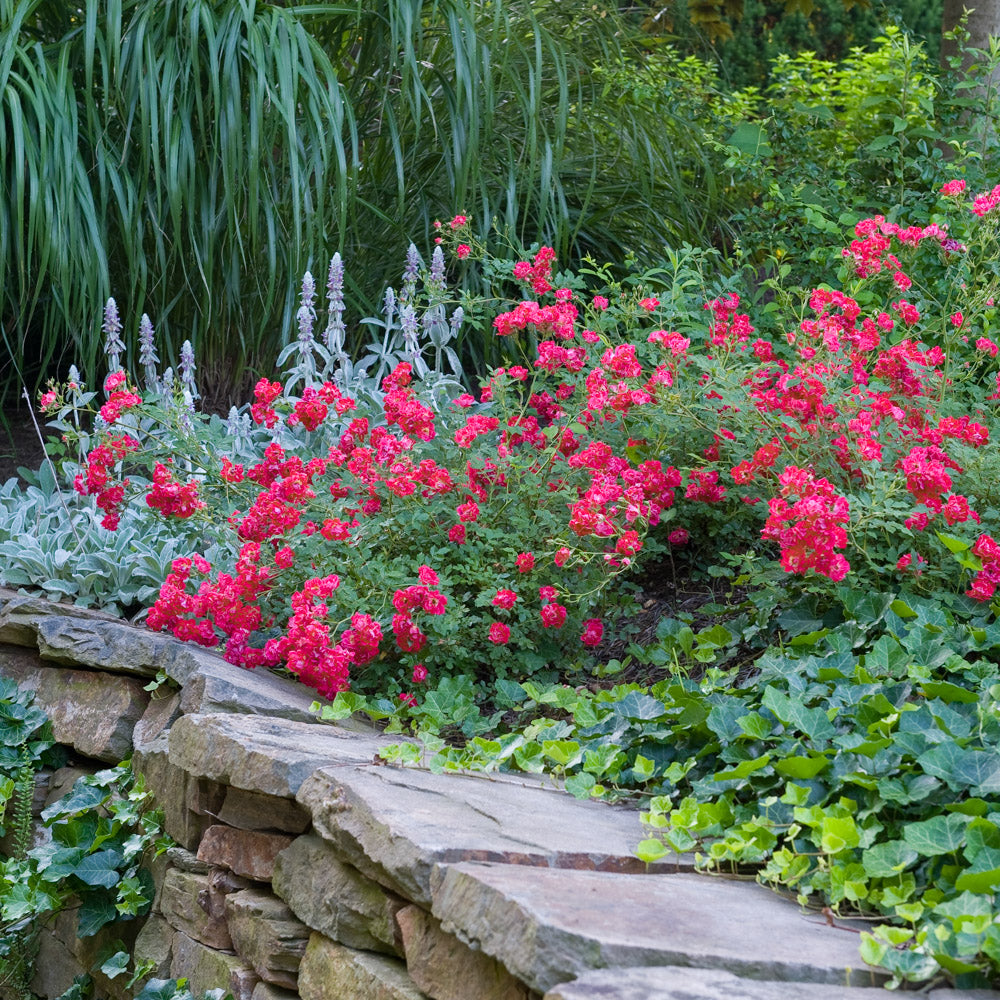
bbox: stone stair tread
[167,713,389,798]
[428,862,888,994]
[296,764,691,905]
[543,966,1000,999]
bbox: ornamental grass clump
[38,180,1000,707]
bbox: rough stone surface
[251,984,300,1000]
[133,691,183,749]
[431,864,886,994]
[0,590,122,648]
[34,615,166,676]
[0,646,148,761]
[133,739,219,851]
[226,888,311,989]
[166,845,212,873]
[43,766,97,809]
[41,906,140,1000]
[542,967,907,1000]
[928,993,1000,999]
[397,904,533,1000]
[159,868,234,949]
[218,786,311,834]
[197,825,294,881]
[298,933,428,1000]
[178,659,323,722]
[171,931,260,1000]
[31,927,86,1000]
[169,713,389,799]
[273,833,403,955]
[134,915,175,979]
[297,765,687,904]
[0,591,331,721]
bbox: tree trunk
[941,0,1000,80]
[941,0,1000,148]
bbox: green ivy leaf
[563,772,597,800]
[761,688,836,742]
[541,740,582,768]
[737,712,772,739]
[636,838,669,863]
[77,893,120,938]
[862,840,919,878]
[100,951,131,979]
[901,813,970,857]
[73,849,125,888]
[773,754,829,779]
[713,754,771,780]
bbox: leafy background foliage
[0,0,720,401]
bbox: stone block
[178,658,324,722]
[298,933,428,1000]
[134,915,175,979]
[31,927,86,1000]
[928,992,1000,1000]
[133,740,215,852]
[171,930,259,1000]
[397,904,532,1000]
[0,590,333,722]
[39,905,142,1000]
[168,713,390,799]
[0,645,148,761]
[430,863,888,994]
[296,765,690,905]
[159,868,234,949]
[0,589,122,649]
[226,888,310,989]
[34,615,164,677]
[543,967,905,1000]
[273,834,403,955]
[251,984,300,1000]
[197,825,294,881]
[217,787,311,834]
[134,691,183,750]
[43,766,96,809]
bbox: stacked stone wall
[1,591,994,1000]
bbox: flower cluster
[762,467,851,581]
[73,434,140,530]
[55,189,1000,706]
[146,463,207,519]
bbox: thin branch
[21,388,84,549]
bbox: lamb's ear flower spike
[103,298,125,376]
[138,313,160,390]
[324,253,347,356]
[401,243,421,305]
[179,340,199,401]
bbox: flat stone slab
[34,614,169,677]
[543,966,911,1000]
[297,765,689,905]
[0,590,123,649]
[430,863,887,994]
[168,713,390,798]
[177,656,322,723]
[171,930,259,1000]
[0,589,331,722]
[273,834,404,955]
[197,825,294,881]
